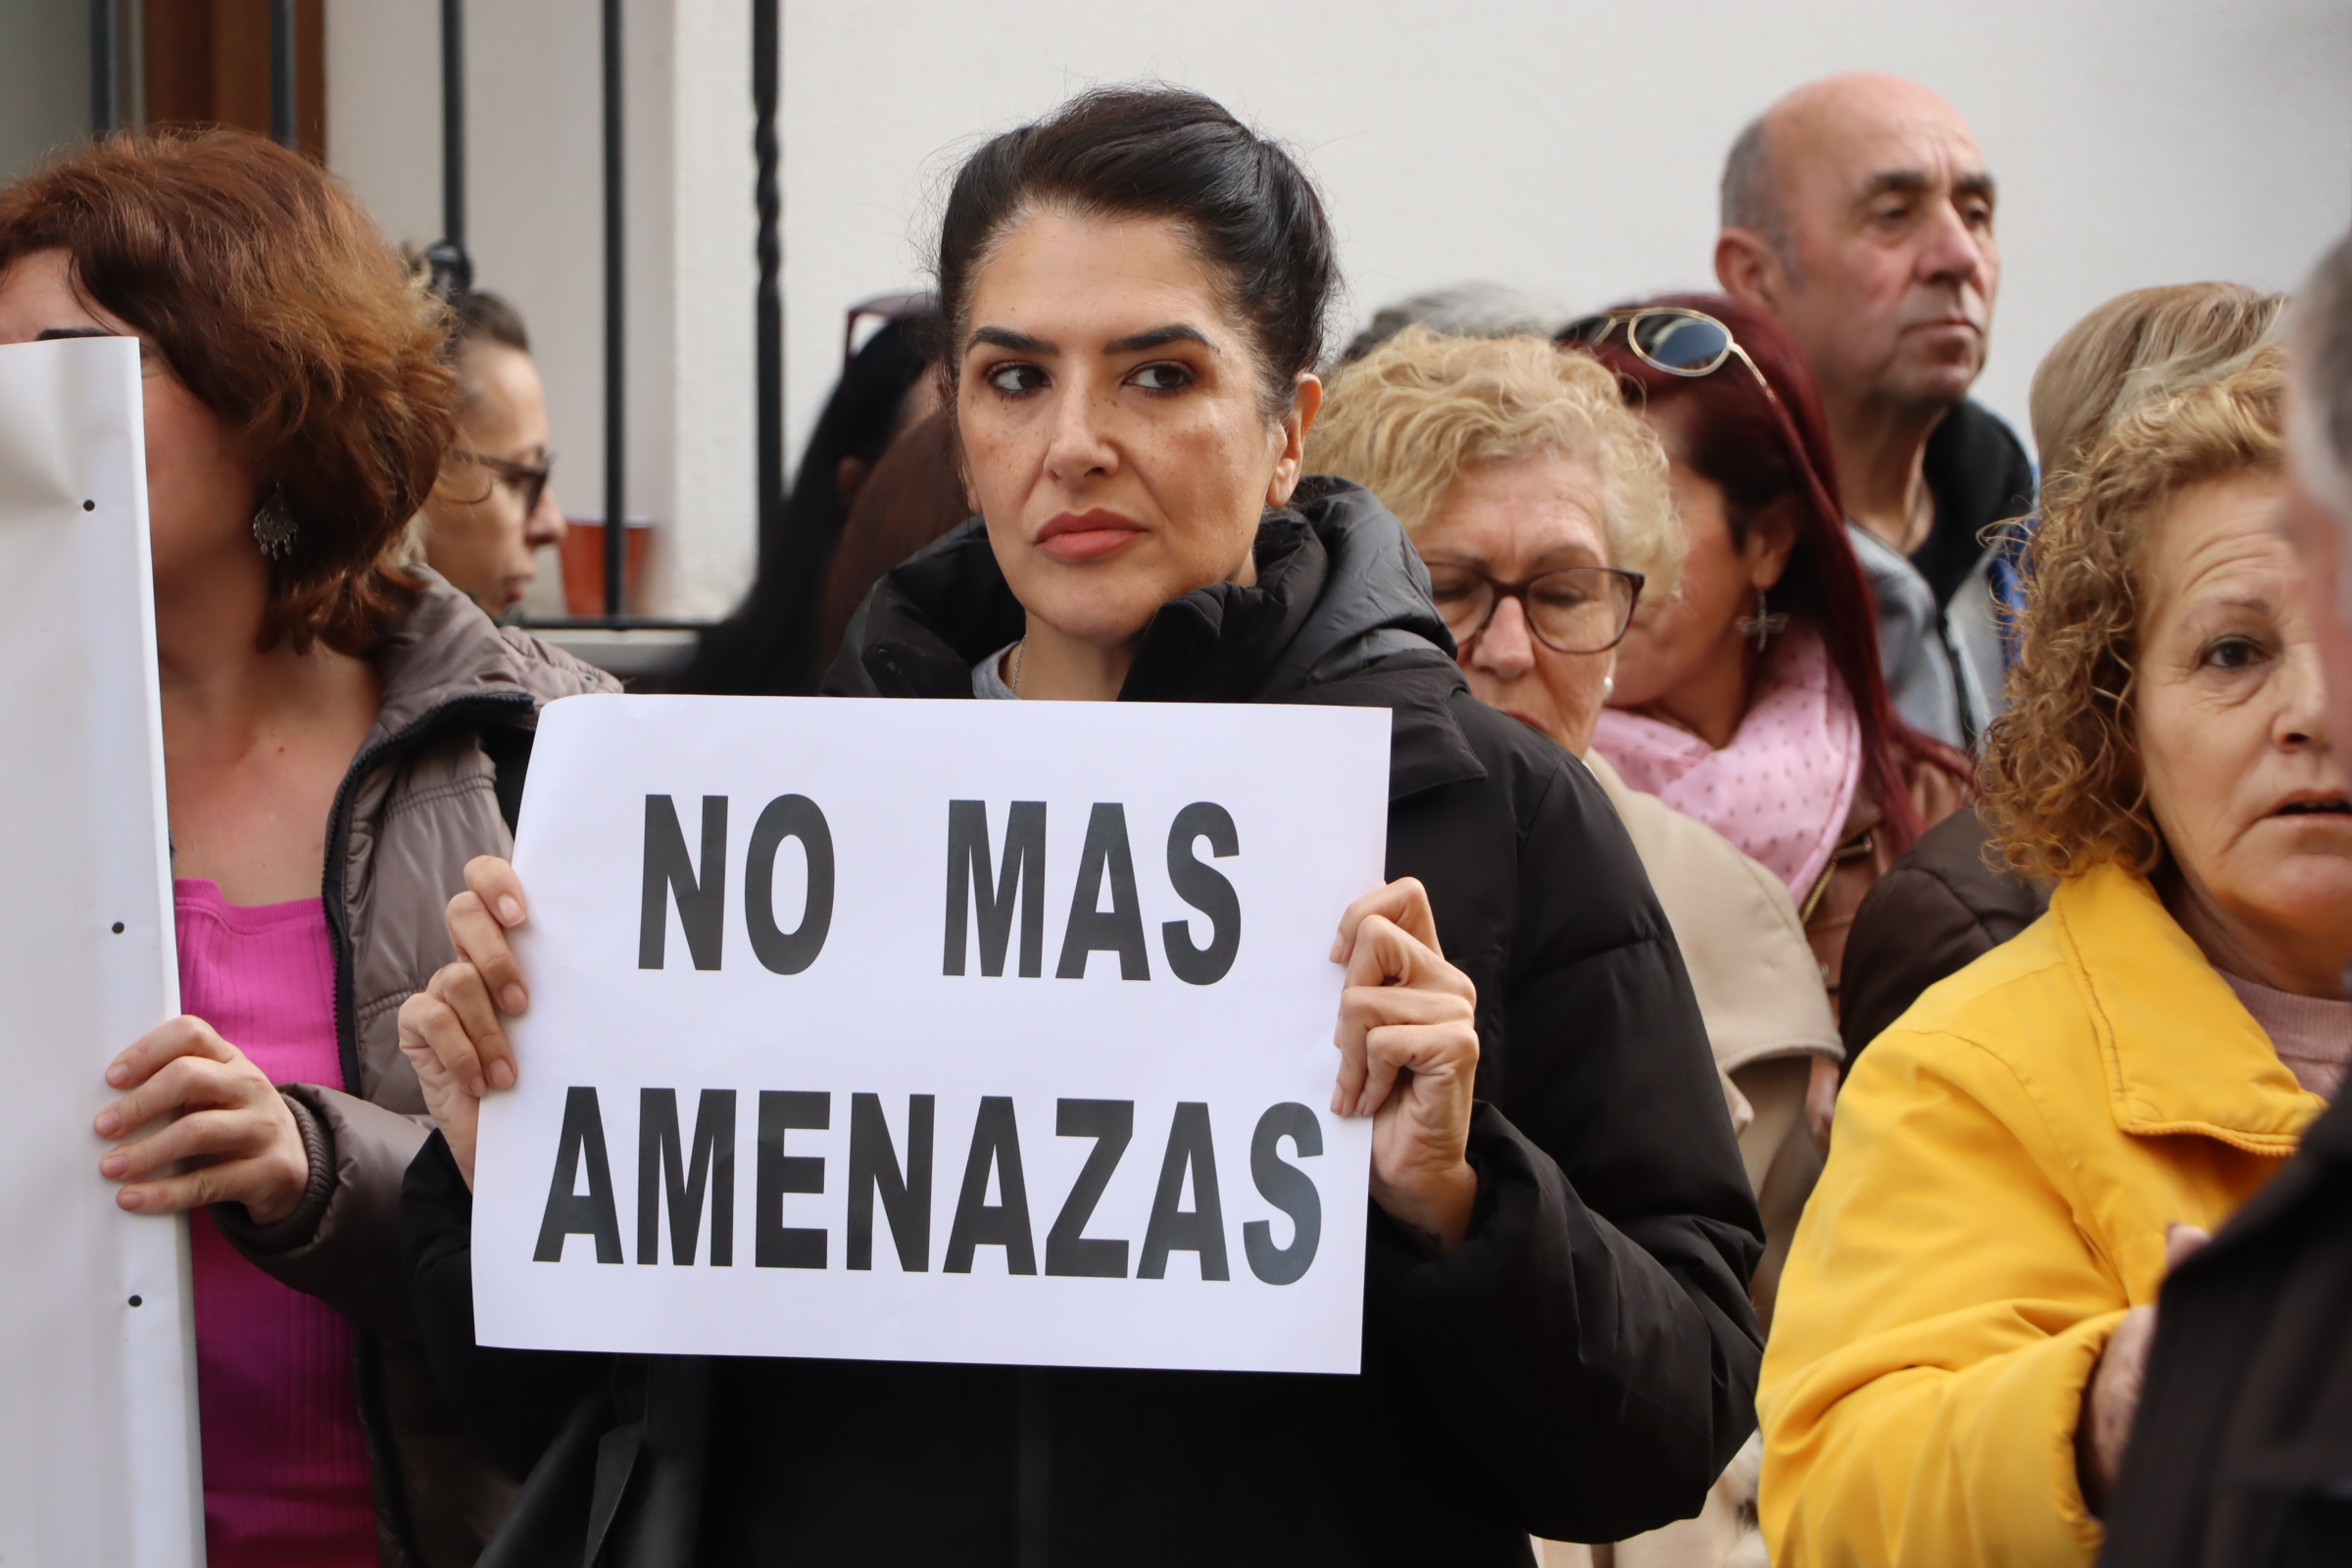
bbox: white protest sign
[471,695,1391,1374]
[0,338,205,1567]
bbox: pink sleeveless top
[176,877,377,1567]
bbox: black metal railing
[269,0,296,147]
[88,0,788,636]
[440,0,466,251]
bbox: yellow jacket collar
[2050,862,2323,1154]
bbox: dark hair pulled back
[935,86,1337,416]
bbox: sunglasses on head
[844,290,936,368]
[1559,305,1852,541]
[1556,307,1783,410]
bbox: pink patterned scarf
[1592,626,1863,900]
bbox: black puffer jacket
[404,479,1763,1566]
[2097,1088,2352,1568]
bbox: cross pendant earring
[1736,587,1789,653]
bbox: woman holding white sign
[401,86,1763,1565]
[0,131,612,1566]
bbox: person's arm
[403,1127,608,1479]
[1369,753,1766,1544]
[1757,1029,2120,1568]
[90,1006,443,1334]
[212,1085,432,1333]
[1838,806,2050,1073]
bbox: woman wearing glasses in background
[1313,324,1841,1567]
[408,289,566,615]
[1568,297,1970,1147]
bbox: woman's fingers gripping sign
[396,856,533,1188]
[1330,878,1482,1252]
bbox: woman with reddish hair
[1565,294,1969,1133]
[0,129,609,1564]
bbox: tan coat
[1585,754,1839,1189]
[209,572,614,1565]
[1539,759,1841,1568]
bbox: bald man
[1716,73,2034,751]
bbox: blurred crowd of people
[5,63,2350,1568]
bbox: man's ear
[1266,373,1325,509]
[1716,227,1788,318]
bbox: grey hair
[2288,230,2352,517]
[1720,113,1790,263]
[1340,281,1563,364]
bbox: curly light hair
[1981,348,2287,881]
[1307,324,1680,598]
[2028,282,2283,488]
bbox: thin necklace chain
[1008,638,1026,696]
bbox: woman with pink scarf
[1566,296,1970,1137]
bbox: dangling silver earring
[1736,586,1789,653]
[252,485,298,561]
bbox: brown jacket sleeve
[211,1082,430,1336]
[1838,804,2050,1068]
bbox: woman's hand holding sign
[93,1016,310,1223]
[1331,877,1480,1255]
[399,855,532,1186]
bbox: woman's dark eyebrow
[968,325,1052,355]
[35,326,116,341]
[1104,323,1211,355]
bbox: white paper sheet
[0,338,205,1566]
[471,694,1392,1375]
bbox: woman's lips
[1035,510,1146,563]
[2272,796,2352,817]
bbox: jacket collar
[828,478,1486,802]
[364,567,569,747]
[1916,398,2036,609]
[2053,861,2323,1155]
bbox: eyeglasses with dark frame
[1423,562,1646,655]
[454,449,554,516]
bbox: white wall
[784,0,2352,472]
[323,0,2352,619]
[0,0,89,185]
[327,0,755,619]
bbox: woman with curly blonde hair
[1314,325,1839,1298]
[1837,280,2286,1068]
[1317,324,1835,1568]
[1758,345,2352,1567]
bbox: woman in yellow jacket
[1758,349,2352,1565]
